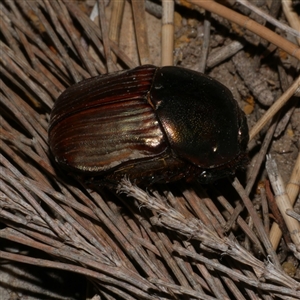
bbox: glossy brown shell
[49,65,249,185]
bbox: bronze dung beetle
[48,65,249,186]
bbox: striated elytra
[48,65,249,186]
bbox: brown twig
[266,180,291,247]
[268,156,300,249]
[260,186,270,235]
[197,11,211,73]
[231,178,281,268]
[249,76,300,141]
[206,40,244,69]
[187,0,300,60]
[109,0,125,64]
[97,0,115,73]
[131,0,151,65]
[237,0,300,40]
[282,0,300,45]
[161,0,175,66]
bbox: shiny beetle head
[49,65,249,186]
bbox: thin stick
[232,178,281,269]
[249,76,300,141]
[172,246,300,296]
[131,0,151,65]
[198,11,211,73]
[206,40,244,69]
[260,187,270,235]
[161,0,174,66]
[109,0,125,63]
[266,155,300,247]
[282,0,300,45]
[266,180,291,246]
[56,0,98,77]
[64,1,136,69]
[246,114,280,195]
[225,113,279,236]
[97,0,115,72]
[286,209,300,222]
[269,153,300,249]
[237,0,300,40]
[187,0,300,60]
[286,153,300,205]
[26,0,81,83]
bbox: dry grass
[1,0,300,299]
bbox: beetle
[48,65,249,186]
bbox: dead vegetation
[1,0,300,299]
